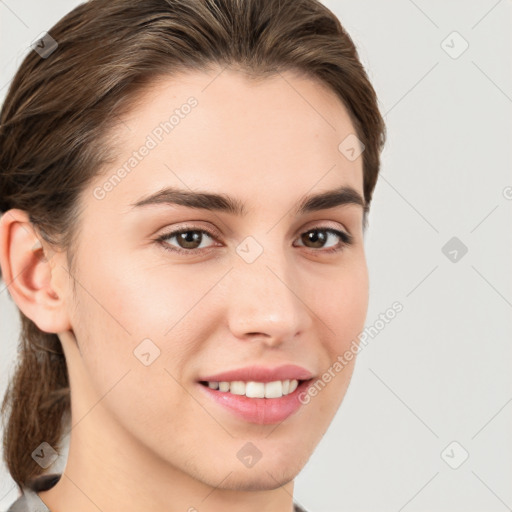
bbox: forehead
[90,68,364,213]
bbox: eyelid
[299,219,351,237]
[293,226,353,249]
[157,222,221,240]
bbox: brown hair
[0,0,386,489]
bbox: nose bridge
[226,235,311,342]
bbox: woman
[0,0,386,510]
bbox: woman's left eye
[294,227,353,253]
[156,226,353,255]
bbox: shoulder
[5,474,60,512]
[5,492,48,512]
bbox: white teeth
[204,379,300,398]
[218,381,230,392]
[245,381,264,398]
[229,381,246,395]
[288,379,298,393]
[264,380,283,398]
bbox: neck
[39,415,296,512]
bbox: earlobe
[0,208,72,333]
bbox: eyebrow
[130,185,368,217]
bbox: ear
[0,209,72,333]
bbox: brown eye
[295,227,352,252]
[301,230,328,249]
[157,228,217,253]
[174,231,204,249]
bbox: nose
[226,249,313,348]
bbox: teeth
[288,379,298,393]
[230,381,246,395]
[204,379,300,398]
[263,380,283,398]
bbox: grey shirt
[6,474,57,512]
[6,474,309,511]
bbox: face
[59,68,369,490]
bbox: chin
[214,465,299,492]
[212,445,313,492]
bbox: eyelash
[155,225,353,256]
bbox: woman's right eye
[156,228,218,254]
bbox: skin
[0,68,369,512]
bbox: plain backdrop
[1,1,511,511]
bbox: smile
[197,378,314,424]
[199,379,300,398]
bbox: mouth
[198,378,308,398]
[196,378,315,424]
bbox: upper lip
[198,364,314,383]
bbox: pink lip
[198,364,314,383]
[197,378,314,425]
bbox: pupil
[180,231,201,248]
[305,230,325,248]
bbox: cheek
[71,277,198,441]
[71,252,212,396]
[301,261,368,422]
[314,258,369,352]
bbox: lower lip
[197,380,313,425]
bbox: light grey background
[1,1,511,511]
